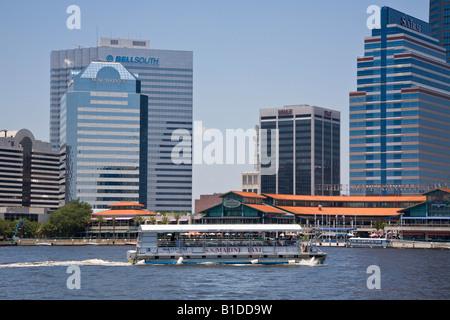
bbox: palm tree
[134,215,144,227]
[112,216,116,241]
[173,211,182,225]
[160,216,170,225]
[96,216,104,239]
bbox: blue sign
[115,56,159,65]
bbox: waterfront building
[89,202,155,239]
[60,61,148,211]
[259,105,340,196]
[200,190,425,227]
[349,7,450,195]
[397,188,450,241]
[194,193,222,214]
[51,38,193,212]
[0,129,59,220]
[200,191,295,224]
[263,193,425,227]
[430,0,450,63]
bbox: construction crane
[13,221,24,241]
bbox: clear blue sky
[0,0,429,201]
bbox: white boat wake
[0,259,131,268]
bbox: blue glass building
[60,62,148,210]
[349,7,450,195]
[51,39,193,212]
[430,0,450,63]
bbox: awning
[317,228,356,232]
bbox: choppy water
[0,245,449,300]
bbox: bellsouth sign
[106,55,159,65]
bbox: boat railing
[157,239,300,248]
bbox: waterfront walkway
[0,238,137,246]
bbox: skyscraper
[430,0,450,63]
[259,105,340,196]
[60,62,148,211]
[51,38,193,212]
[349,7,450,195]
[0,129,59,212]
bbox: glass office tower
[260,105,340,196]
[349,7,450,195]
[60,62,148,211]
[430,0,450,63]
[51,39,193,212]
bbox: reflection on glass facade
[430,0,450,63]
[51,38,193,212]
[260,105,340,196]
[349,7,450,195]
[60,62,148,210]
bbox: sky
[0,0,430,202]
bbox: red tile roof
[107,202,145,207]
[221,191,267,199]
[263,193,426,202]
[243,204,288,214]
[277,206,402,217]
[92,209,155,216]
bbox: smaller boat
[347,237,391,248]
[36,242,52,246]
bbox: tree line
[0,200,92,239]
[0,200,194,240]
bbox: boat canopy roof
[138,224,301,233]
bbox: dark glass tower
[260,105,340,196]
[430,0,450,63]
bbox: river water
[0,245,448,300]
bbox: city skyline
[0,1,431,202]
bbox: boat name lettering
[205,247,263,253]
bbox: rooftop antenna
[73,44,85,49]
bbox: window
[133,41,147,47]
[110,40,119,45]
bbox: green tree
[0,219,14,239]
[134,215,144,227]
[172,211,182,225]
[160,216,170,225]
[20,219,41,238]
[373,221,386,231]
[41,200,92,237]
[96,215,105,239]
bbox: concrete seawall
[1,239,137,246]
[391,240,450,249]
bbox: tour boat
[127,224,327,265]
